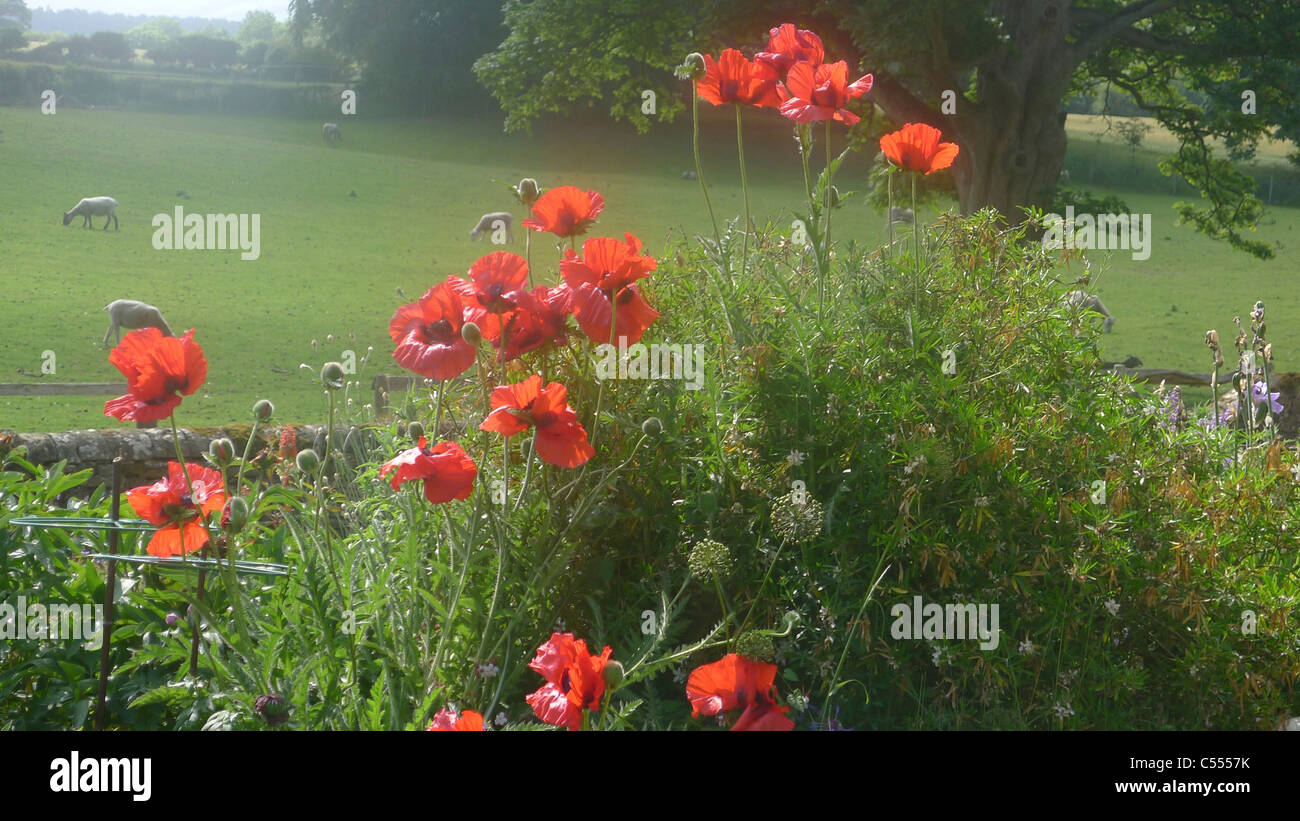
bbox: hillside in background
[28,6,240,36]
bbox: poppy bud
[253,399,274,421]
[408,421,425,442]
[296,448,320,474]
[321,362,346,390]
[254,693,289,727]
[518,178,539,206]
[224,496,249,532]
[209,437,235,463]
[603,660,625,689]
[641,416,664,438]
[828,185,841,208]
[462,322,482,346]
[679,52,706,80]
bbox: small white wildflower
[672,664,689,684]
[974,495,990,508]
[786,449,805,466]
[494,711,509,726]
[554,618,567,632]
[1018,639,1034,655]
[1104,598,1120,616]
[1052,701,1075,719]
[818,605,835,628]
[476,662,499,678]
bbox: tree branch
[1070,0,1177,61]
[867,73,949,131]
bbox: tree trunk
[870,0,1079,222]
[952,0,1076,218]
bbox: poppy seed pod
[321,362,346,390]
[462,321,483,346]
[208,437,235,463]
[296,448,320,474]
[641,416,664,437]
[407,421,425,442]
[518,177,540,206]
[252,399,274,421]
[224,496,249,532]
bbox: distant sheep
[103,299,172,346]
[469,211,513,243]
[682,170,698,180]
[1066,289,1115,333]
[63,196,118,231]
[322,122,342,144]
[890,206,914,225]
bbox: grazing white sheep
[1066,289,1115,332]
[682,170,698,180]
[322,122,342,144]
[63,196,118,231]
[890,206,914,225]
[469,211,513,243]
[103,299,173,346]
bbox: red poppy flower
[127,461,227,557]
[104,328,207,423]
[755,23,825,74]
[686,653,795,731]
[495,284,572,363]
[560,233,659,345]
[379,438,477,504]
[449,251,531,341]
[426,708,485,731]
[879,122,960,175]
[525,632,613,731]
[697,49,781,108]
[522,186,605,238]
[389,280,477,380]
[479,374,594,468]
[778,61,873,125]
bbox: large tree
[288,0,506,112]
[478,0,1300,258]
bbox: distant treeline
[29,8,238,37]
[0,59,355,115]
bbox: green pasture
[0,105,1295,431]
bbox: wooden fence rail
[0,382,154,428]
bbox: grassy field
[1,105,1296,431]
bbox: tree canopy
[475,0,1300,259]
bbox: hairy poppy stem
[167,415,214,678]
[692,81,723,255]
[824,119,832,250]
[525,231,533,289]
[886,170,894,256]
[233,417,260,494]
[735,105,751,281]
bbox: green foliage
[474,0,698,133]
